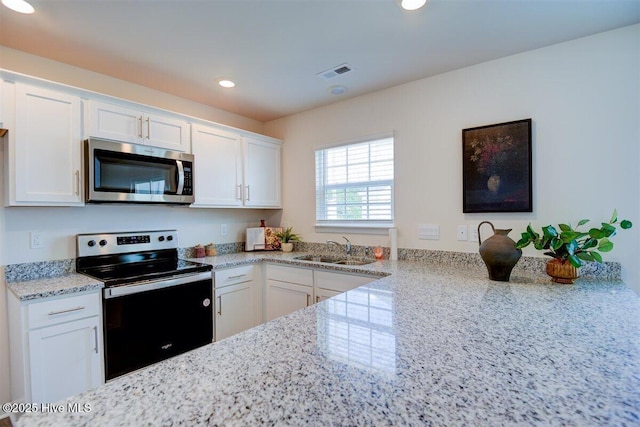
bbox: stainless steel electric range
[76,230,213,381]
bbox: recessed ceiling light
[217,79,235,88]
[400,0,427,11]
[2,0,35,14]
[328,85,347,96]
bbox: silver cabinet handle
[146,117,151,139]
[316,295,320,303]
[48,306,85,316]
[237,185,242,200]
[246,185,250,201]
[75,170,80,196]
[138,116,143,138]
[217,296,222,316]
[228,274,246,280]
[93,326,99,354]
[306,294,311,307]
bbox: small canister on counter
[205,243,217,257]
[194,244,205,258]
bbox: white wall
[265,25,640,294]
[2,205,281,264]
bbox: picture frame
[462,118,532,213]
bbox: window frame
[314,133,395,233]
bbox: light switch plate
[418,224,439,240]
[457,225,468,241]
[220,224,228,236]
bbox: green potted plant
[515,210,632,283]
[275,227,302,252]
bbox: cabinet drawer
[214,265,255,288]
[314,270,376,293]
[266,264,313,287]
[28,292,100,330]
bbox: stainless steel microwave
[85,138,195,204]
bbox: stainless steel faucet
[327,236,351,257]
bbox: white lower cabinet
[214,264,262,341]
[266,264,378,318]
[265,264,313,321]
[314,270,377,301]
[315,288,342,303]
[8,290,103,403]
[28,316,101,403]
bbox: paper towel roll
[389,228,398,261]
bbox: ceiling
[1,0,639,122]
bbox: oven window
[94,150,178,194]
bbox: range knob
[167,235,174,241]
[99,239,107,247]
[87,240,96,247]
[158,236,165,242]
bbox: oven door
[103,272,212,380]
[86,138,194,204]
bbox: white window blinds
[315,137,394,225]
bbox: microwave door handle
[176,160,185,195]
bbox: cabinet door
[191,125,243,207]
[266,279,312,321]
[215,281,256,341]
[314,271,376,294]
[89,100,142,144]
[315,288,341,303]
[145,113,189,152]
[243,137,281,207]
[28,316,102,403]
[13,83,83,205]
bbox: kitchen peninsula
[10,253,640,426]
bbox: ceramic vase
[281,242,294,252]
[478,221,522,282]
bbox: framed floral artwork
[462,118,532,213]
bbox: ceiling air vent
[316,63,354,80]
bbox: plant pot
[546,259,579,284]
[281,242,294,252]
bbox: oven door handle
[104,271,212,299]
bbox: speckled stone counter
[6,273,104,301]
[12,254,640,426]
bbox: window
[315,136,394,226]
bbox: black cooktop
[77,249,212,287]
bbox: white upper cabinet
[6,82,84,206]
[191,124,282,208]
[89,100,190,152]
[243,136,282,208]
[191,124,243,207]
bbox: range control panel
[77,230,178,257]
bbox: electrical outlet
[469,226,479,243]
[220,224,228,236]
[30,231,44,249]
[457,225,468,241]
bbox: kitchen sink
[294,255,374,266]
[294,255,343,263]
[332,259,374,266]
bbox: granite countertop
[6,273,104,302]
[12,253,640,426]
